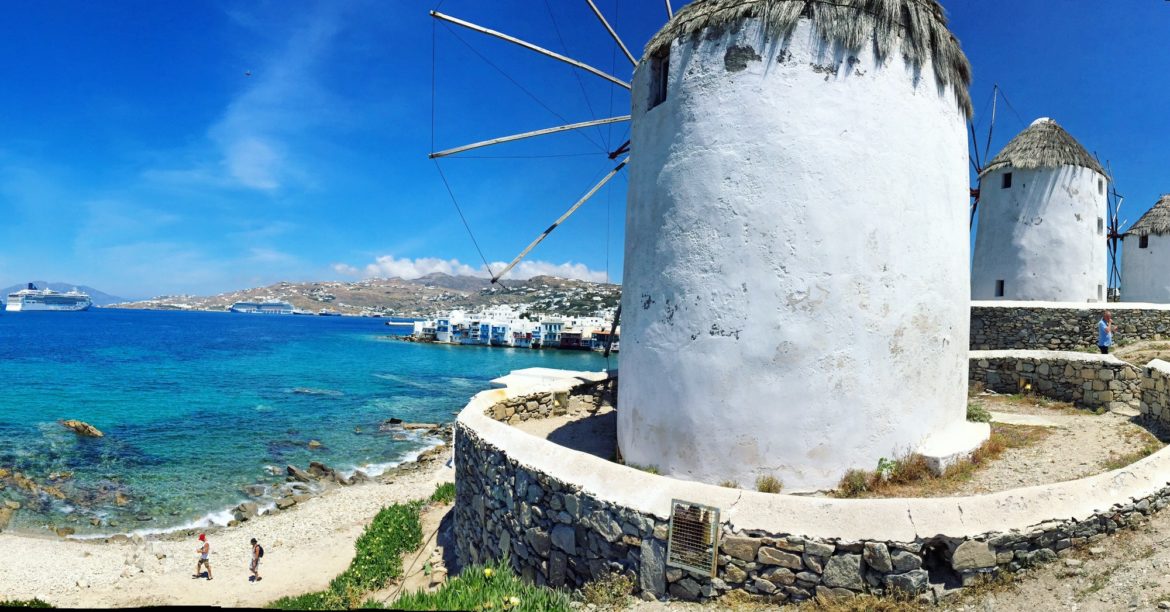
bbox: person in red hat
[193,533,212,580]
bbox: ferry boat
[229,300,295,314]
[5,283,93,312]
[318,308,342,316]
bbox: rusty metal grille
[665,499,720,577]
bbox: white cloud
[363,256,480,279]
[349,255,610,283]
[332,263,359,276]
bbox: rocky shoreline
[0,440,456,607]
[0,422,453,543]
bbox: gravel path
[958,393,1162,495]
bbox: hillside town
[107,273,621,318]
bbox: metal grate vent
[665,499,720,577]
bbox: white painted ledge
[970,350,1131,365]
[458,369,1170,544]
[973,300,1170,311]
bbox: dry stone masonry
[488,379,616,424]
[969,350,1141,413]
[454,372,1170,605]
[1139,360,1170,426]
[971,302,1170,351]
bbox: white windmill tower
[1121,195,1170,303]
[970,118,1110,302]
[616,0,985,491]
[429,0,986,491]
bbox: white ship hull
[6,298,92,312]
[6,284,93,312]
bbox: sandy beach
[0,448,454,608]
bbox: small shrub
[625,463,659,475]
[268,590,344,611]
[836,469,869,497]
[967,403,992,423]
[755,475,782,494]
[0,601,53,609]
[430,482,456,505]
[718,480,739,489]
[580,572,634,608]
[393,558,571,612]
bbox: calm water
[0,309,609,536]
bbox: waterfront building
[971,118,1109,302]
[618,0,983,490]
[1122,195,1170,303]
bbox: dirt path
[960,393,1162,495]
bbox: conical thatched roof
[641,0,972,117]
[1126,195,1170,237]
[979,118,1105,177]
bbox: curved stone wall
[969,350,1142,412]
[454,369,1170,604]
[971,301,1170,351]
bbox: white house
[1122,195,1170,303]
[617,0,983,491]
[971,118,1109,302]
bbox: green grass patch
[0,601,53,609]
[430,482,456,505]
[268,501,424,610]
[392,558,570,612]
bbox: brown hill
[110,275,620,318]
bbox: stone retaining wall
[969,350,1142,412]
[488,379,616,424]
[971,302,1170,351]
[455,370,1170,605]
[1140,360,1170,427]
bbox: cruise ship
[5,283,93,312]
[229,300,295,314]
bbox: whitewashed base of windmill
[916,420,992,475]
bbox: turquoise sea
[0,308,609,536]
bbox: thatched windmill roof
[1126,195,1170,237]
[979,118,1105,177]
[641,0,973,118]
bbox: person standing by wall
[1098,311,1114,354]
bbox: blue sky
[0,0,1163,299]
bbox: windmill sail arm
[585,0,637,67]
[430,116,630,159]
[431,11,631,90]
[492,157,629,283]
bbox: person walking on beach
[1098,310,1114,354]
[193,533,212,580]
[249,538,263,583]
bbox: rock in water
[0,507,14,531]
[287,465,315,482]
[308,461,334,478]
[307,440,322,449]
[60,420,103,437]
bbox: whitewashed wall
[972,163,1109,302]
[1122,233,1170,303]
[618,17,972,491]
